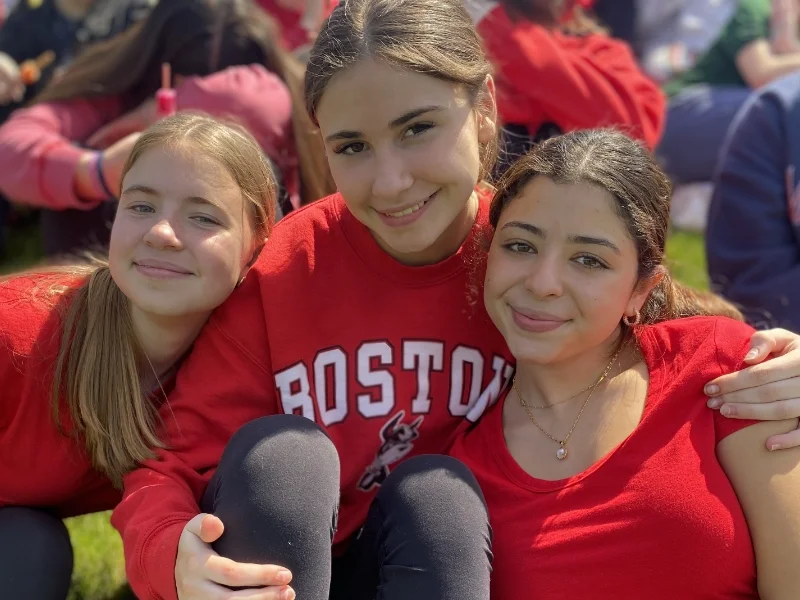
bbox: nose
[143,218,183,250]
[524,254,563,299]
[371,147,414,200]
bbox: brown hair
[304,0,499,180]
[50,113,277,487]
[496,0,606,34]
[35,0,334,205]
[489,129,743,325]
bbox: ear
[476,75,498,146]
[237,240,266,286]
[625,266,665,317]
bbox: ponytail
[52,264,162,488]
[639,270,744,325]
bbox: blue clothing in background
[707,73,800,332]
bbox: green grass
[1,221,707,599]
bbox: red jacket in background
[112,190,514,600]
[470,2,664,148]
[256,0,338,51]
[0,64,297,211]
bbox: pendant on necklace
[556,446,568,460]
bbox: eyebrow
[120,185,222,211]
[324,105,445,143]
[501,221,622,254]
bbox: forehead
[502,177,632,240]
[124,145,239,197]
[315,58,472,134]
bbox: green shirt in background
[664,0,771,97]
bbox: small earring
[236,275,246,287]
[622,310,641,327]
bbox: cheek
[195,236,248,293]
[575,273,634,324]
[330,160,371,207]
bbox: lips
[376,190,438,218]
[509,305,568,333]
[133,258,193,275]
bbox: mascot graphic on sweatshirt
[358,410,424,491]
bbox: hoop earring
[622,310,641,327]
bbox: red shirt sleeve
[112,274,277,600]
[710,318,763,442]
[477,7,665,148]
[0,96,122,209]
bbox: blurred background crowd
[0,0,797,333]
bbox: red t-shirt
[113,190,515,600]
[0,273,120,517]
[451,316,760,599]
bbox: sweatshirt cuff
[40,142,100,210]
[137,519,188,600]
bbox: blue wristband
[94,152,116,200]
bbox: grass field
[1,221,709,599]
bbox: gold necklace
[513,344,625,461]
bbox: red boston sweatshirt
[467,1,664,148]
[451,317,760,599]
[0,64,296,211]
[112,190,514,600]
[0,273,121,517]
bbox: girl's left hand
[705,328,800,450]
[86,98,156,149]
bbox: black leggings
[0,506,74,599]
[202,414,492,600]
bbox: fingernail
[745,348,759,360]
[707,397,722,409]
[720,405,735,416]
[705,384,720,395]
[769,443,783,451]
[277,570,292,584]
[282,587,296,600]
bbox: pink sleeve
[0,96,122,210]
[175,64,293,167]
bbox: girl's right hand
[176,513,296,600]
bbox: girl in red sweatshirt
[0,113,277,600]
[0,0,333,258]
[462,0,663,174]
[113,1,800,599]
[450,129,800,599]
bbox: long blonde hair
[50,113,277,487]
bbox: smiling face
[316,58,497,265]
[484,176,658,365]
[109,143,255,319]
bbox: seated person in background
[0,0,332,259]
[0,0,154,256]
[462,0,664,175]
[0,0,155,123]
[658,0,800,186]
[707,72,800,333]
